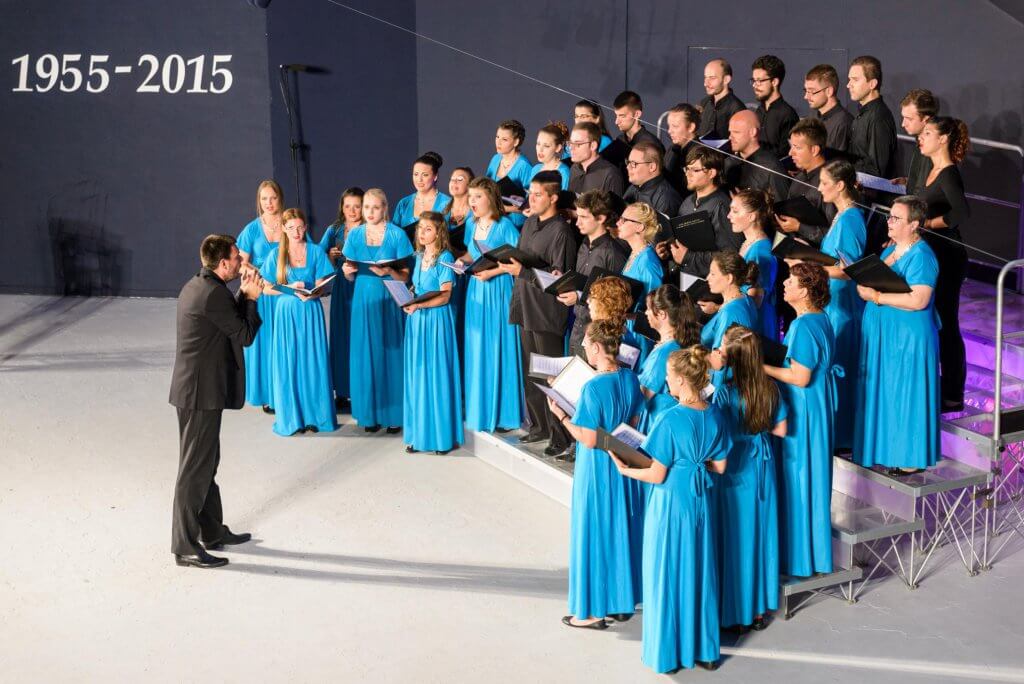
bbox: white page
[532,268,559,290]
[611,422,646,449]
[856,172,906,195]
[551,356,597,406]
[439,260,467,276]
[681,273,704,290]
[529,353,573,377]
[382,279,413,306]
[535,383,576,417]
[617,343,640,370]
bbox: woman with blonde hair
[237,179,284,412]
[402,212,463,454]
[342,188,414,432]
[258,208,337,436]
[617,201,664,364]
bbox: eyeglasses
[625,159,654,169]
[451,176,466,182]
[619,217,644,226]
[803,86,827,96]
[750,76,772,85]
[566,140,594,148]
[684,166,708,174]
[886,215,906,224]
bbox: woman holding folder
[728,189,778,340]
[258,208,338,436]
[617,202,664,366]
[402,212,463,454]
[763,262,837,577]
[610,346,732,673]
[461,177,523,432]
[700,252,760,352]
[854,196,940,474]
[319,187,364,409]
[711,324,786,632]
[342,189,414,433]
[637,285,700,431]
[545,319,644,630]
[816,159,866,450]
[391,152,452,232]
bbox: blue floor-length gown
[237,217,279,407]
[741,238,778,340]
[530,162,570,189]
[463,216,524,431]
[342,224,415,428]
[568,369,644,618]
[636,338,681,432]
[821,207,866,450]
[486,153,533,229]
[701,295,759,386]
[623,245,663,366]
[403,250,464,452]
[777,312,837,576]
[391,191,453,229]
[854,241,941,469]
[712,380,785,627]
[640,404,733,673]
[318,224,356,400]
[259,244,338,436]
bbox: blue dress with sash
[636,339,682,432]
[237,217,278,407]
[740,238,778,340]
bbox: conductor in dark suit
[169,234,264,568]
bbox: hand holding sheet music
[842,254,912,293]
[273,273,337,298]
[597,424,652,468]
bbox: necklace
[414,190,436,215]
[366,223,386,246]
[889,237,920,264]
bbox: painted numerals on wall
[11,54,233,94]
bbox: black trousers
[520,328,570,449]
[172,408,227,555]
[927,235,968,405]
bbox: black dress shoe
[696,660,719,671]
[544,443,570,457]
[519,432,547,444]
[556,451,576,463]
[204,527,252,550]
[608,613,632,622]
[175,551,228,569]
[386,426,401,434]
[364,425,381,433]
[495,427,513,434]
[334,396,350,411]
[561,615,608,630]
[751,615,768,631]
[405,445,418,454]
[434,448,451,455]
[262,405,275,415]
[305,425,319,434]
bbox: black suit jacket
[168,268,262,411]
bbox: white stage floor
[2,294,1024,683]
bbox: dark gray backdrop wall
[0,0,274,296]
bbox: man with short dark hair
[169,234,264,569]
[776,118,836,246]
[623,141,682,241]
[847,55,898,177]
[751,54,799,157]
[663,102,701,193]
[568,122,626,195]
[611,90,664,175]
[805,64,853,151]
[725,109,790,200]
[697,58,746,140]
[899,88,940,193]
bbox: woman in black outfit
[916,116,970,412]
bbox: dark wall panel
[0,0,273,296]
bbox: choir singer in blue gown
[545,319,644,630]
[342,189,414,433]
[764,262,838,577]
[486,119,533,229]
[391,152,453,230]
[854,196,940,474]
[610,346,732,673]
[636,285,700,432]
[318,187,363,410]
[617,202,664,366]
[728,189,779,340]
[460,177,523,432]
[711,324,786,631]
[237,179,284,412]
[700,252,760,352]
[530,122,570,189]
[402,212,463,455]
[259,208,338,436]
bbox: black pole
[278,66,302,214]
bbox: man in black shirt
[612,90,664,172]
[502,172,577,455]
[751,54,799,158]
[776,118,835,246]
[697,58,746,140]
[899,88,939,193]
[663,103,701,195]
[804,64,853,152]
[725,109,790,200]
[656,146,739,278]
[623,141,682,241]
[847,55,898,178]
[568,122,626,196]
[559,190,628,358]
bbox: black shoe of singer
[203,527,252,551]
[519,432,547,444]
[175,551,229,569]
[545,443,570,457]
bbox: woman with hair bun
[637,285,701,431]
[814,159,866,449]
[531,121,571,189]
[617,202,664,365]
[486,119,534,228]
[392,152,452,230]
[763,262,837,577]
[728,189,778,339]
[700,251,760,352]
[611,345,732,673]
[917,116,971,412]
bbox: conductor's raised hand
[239,269,263,300]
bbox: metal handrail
[994,258,1024,445]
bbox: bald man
[725,109,790,200]
[697,58,746,140]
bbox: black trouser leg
[520,328,571,449]
[932,241,968,405]
[172,408,226,555]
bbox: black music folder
[842,254,912,294]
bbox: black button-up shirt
[784,163,837,246]
[663,140,697,196]
[509,214,577,334]
[568,232,628,351]
[725,145,791,201]
[698,90,747,140]
[623,174,683,242]
[812,103,854,152]
[756,96,799,158]
[850,97,898,178]
[569,156,626,196]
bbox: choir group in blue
[233,118,945,673]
